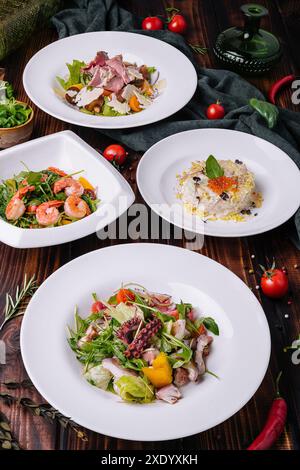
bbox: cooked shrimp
[64,195,90,219]
[5,186,35,221]
[47,167,68,177]
[36,200,64,226]
[53,177,84,197]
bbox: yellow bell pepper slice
[78,176,94,191]
[142,352,173,388]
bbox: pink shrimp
[47,167,68,177]
[64,195,90,219]
[53,177,84,197]
[5,186,35,221]
[36,200,64,226]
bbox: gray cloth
[52,0,300,243]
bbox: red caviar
[208,176,238,194]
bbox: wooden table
[0,0,299,451]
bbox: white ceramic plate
[137,129,300,237]
[0,131,135,248]
[23,31,197,129]
[21,243,270,441]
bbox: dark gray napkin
[52,0,300,243]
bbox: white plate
[137,129,300,237]
[23,31,197,129]
[21,243,270,441]
[0,131,134,248]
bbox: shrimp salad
[68,284,219,405]
[0,167,99,229]
[56,51,165,116]
[177,155,262,222]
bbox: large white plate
[0,131,134,248]
[137,129,300,237]
[21,243,270,441]
[23,31,197,129]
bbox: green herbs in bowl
[0,80,34,149]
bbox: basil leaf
[202,317,219,336]
[249,98,279,129]
[205,155,224,179]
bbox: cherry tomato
[116,289,135,304]
[261,268,289,299]
[167,14,187,34]
[91,300,106,313]
[27,205,38,214]
[103,144,128,166]
[206,102,225,120]
[167,310,179,320]
[142,16,163,31]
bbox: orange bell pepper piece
[142,352,173,388]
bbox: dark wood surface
[0,0,299,451]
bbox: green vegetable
[205,155,224,179]
[0,99,31,128]
[195,317,219,336]
[115,376,154,403]
[84,364,112,390]
[249,98,279,129]
[108,302,144,324]
[162,333,193,368]
[147,66,157,74]
[101,97,124,117]
[176,301,192,319]
[56,60,86,90]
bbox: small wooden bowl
[0,102,34,149]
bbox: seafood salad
[0,167,99,228]
[177,155,262,221]
[56,51,165,116]
[68,284,219,405]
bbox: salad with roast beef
[56,51,165,116]
[68,284,219,405]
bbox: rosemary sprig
[0,411,21,450]
[189,43,208,55]
[0,274,38,331]
[0,392,88,442]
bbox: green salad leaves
[56,60,86,90]
[0,80,31,128]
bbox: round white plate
[21,243,270,441]
[23,31,197,129]
[137,129,300,237]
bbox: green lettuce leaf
[109,303,144,324]
[56,60,86,90]
[84,364,112,390]
[115,376,154,403]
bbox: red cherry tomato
[116,289,135,304]
[261,268,289,299]
[142,16,163,31]
[206,102,225,120]
[27,205,38,214]
[167,14,187,34]
[167,310,179,320]
[103,144,128,166]
[91,300,106,313]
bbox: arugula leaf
[162,333,193,368]
[205,155,224,179]
[147,66,157,74]
[176,301,192,319]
